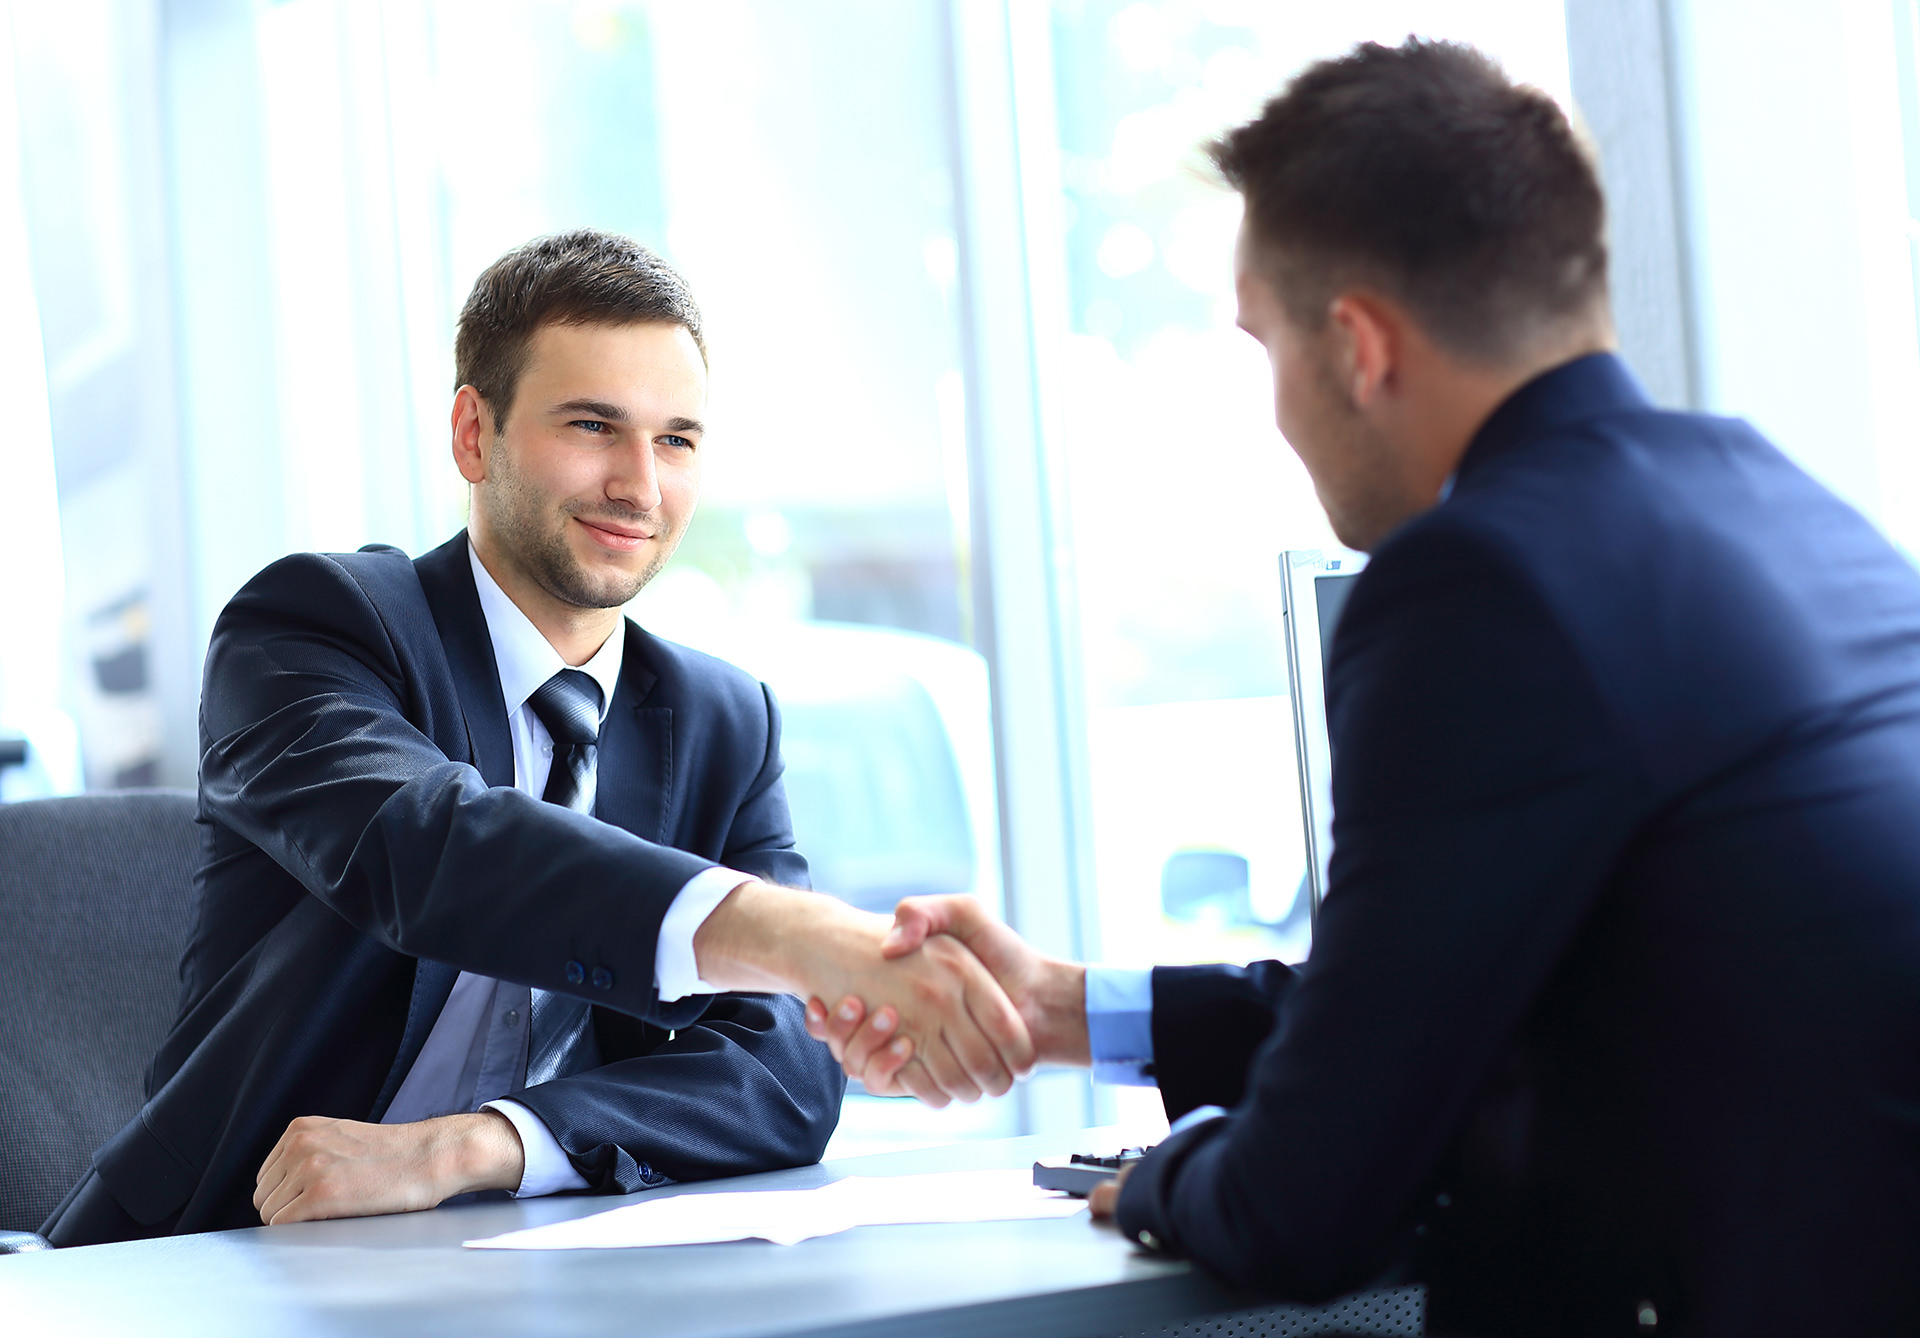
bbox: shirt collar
[466,539,623,721]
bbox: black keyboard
[1031,1147,1153,1197]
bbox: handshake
[691,883,1090,1107]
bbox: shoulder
[208,545,455,698]
[225,544,420,615]
[1353,404,1746,661]
[622,622,774,720]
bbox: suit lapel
[414,533,515,788]
[370,534,508,1117]
[595,621,672,842]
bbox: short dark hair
[454,228,706,426]
[1210,39,1607,360]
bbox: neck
[1407,320,1614,497]
[470,535,621,667]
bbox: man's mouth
[576,517,656,552]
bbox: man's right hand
[690,881,1037,1107]
[806,895,1089,1096]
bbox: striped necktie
[519,668,604,1088]
[527,668,601,812]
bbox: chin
[1326,509,1384,554]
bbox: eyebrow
[552,400,705,436]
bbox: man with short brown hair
[821,40,1920,1336]
[46,229,1030,1245]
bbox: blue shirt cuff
[1085,966,1156,1086]
[1170,1104,1228,1135]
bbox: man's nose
[608,440,662,514]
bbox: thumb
[881,895,967,958]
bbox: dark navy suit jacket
[1118,355,1920,1336]
[67,534,843,1241]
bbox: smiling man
[43,230,1030,1245]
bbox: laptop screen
[1280,550,1367,925]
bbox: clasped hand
[805,894,1088,1104]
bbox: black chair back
[0,790,197,1234]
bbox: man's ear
[1326,293,1398,407]
[451,386,491,485]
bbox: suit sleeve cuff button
[1135,1230,1160,1251]
[564,960,586,985]
[590,966,614,990]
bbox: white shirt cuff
[654,865,755,1002]
[482,1099,592,1198]
[1085,965,1157,1086]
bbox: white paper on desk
[463,1170,1086,1250]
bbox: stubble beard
[484,441,676,612]
[1308,351,1406,553]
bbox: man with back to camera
[43,229,1034,1246]
[815,39,1920,1337]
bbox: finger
[891,1053,950,1109]
[254,1159,286,1217]
[826,995,868,1050]
[258,1165,311,1226]
[941,1021,1006,1101]
[881,893,985,957]
[806,996,857,1062]
[1088,1180,1119,1220]
[881,899,938,958]
[938,940,1029,1086]
[254,1131,296,1214]
[904,1013,978,1104]
[933,1032,986,1104]
[960,964,1035,1078]
[840,1005,898,1076]
[256,1125,295,1189]
[269,1186,330,1227]
[884,895,998,959]
[903,938,1012,1097]
[858,1032,914,1094]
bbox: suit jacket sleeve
[511,680,844,1187]
[1149,961,1301,1122]
[199,550,713,1026]
[1118,519,1651,1301]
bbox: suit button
[590,966,614,990]
[565,961,586,985]
[1135,1230,1160,1250]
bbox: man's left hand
[1088,1164,1132,1223]
[253,1110,526,1225]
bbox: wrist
[1030,958,1091,1067]
[693,880,878,996]
[438,1110,525,1198]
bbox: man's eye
[572,420,610,434]
[660,434,695,450]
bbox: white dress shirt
[378,543,747,1197]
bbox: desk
[0,1132,1421,1338]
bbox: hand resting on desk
[253,1111,525,1226]
[1087,1164,1131,1222]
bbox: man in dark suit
[815,40,1920,1336]
[46,229,1030,1245]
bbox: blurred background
[2,0,1916,1152]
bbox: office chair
[0,789,198,1252]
